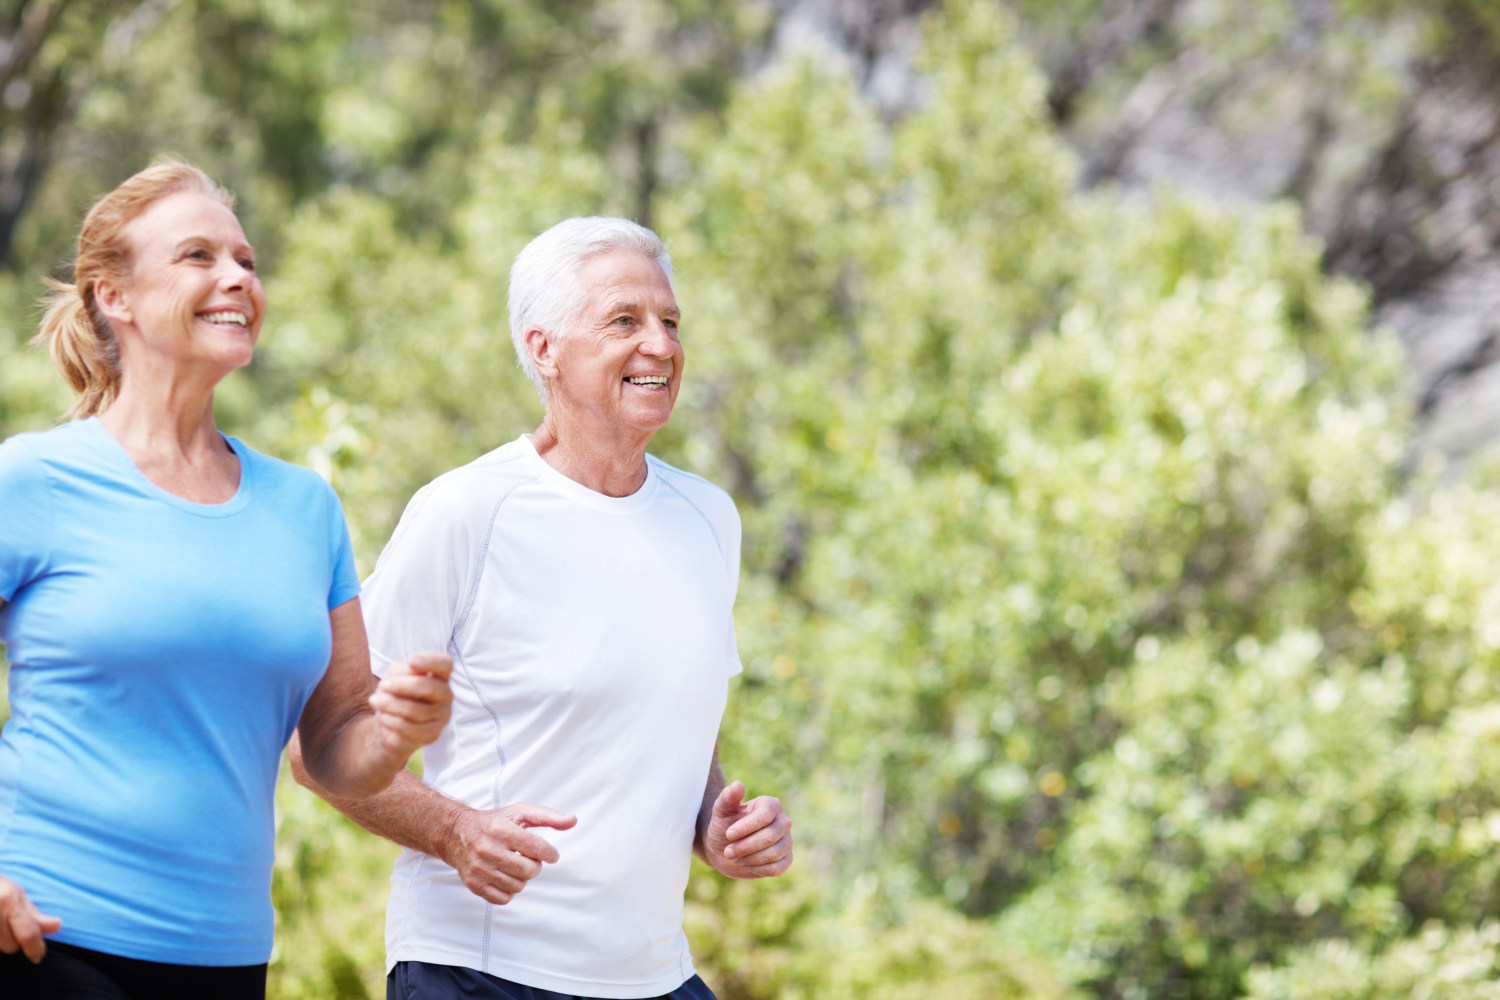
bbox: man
[292,216,793,1000]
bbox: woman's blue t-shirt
[0,417,360,966]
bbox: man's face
[546,250,683,434]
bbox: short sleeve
[360,479,481,678]
[0,438,54,602]
[326,495,360,611]
[723,494,743,677]
[726,617,743,678]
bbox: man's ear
[526,327,560,380]
[93,277,133,330]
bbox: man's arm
[289,733,576,905]
[695,741,794,878]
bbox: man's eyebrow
[604,299,679,314]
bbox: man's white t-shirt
[363,435,742,998]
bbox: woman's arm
[0,598,63,963]
[294,597,453,800]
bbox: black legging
[1,940,266,999]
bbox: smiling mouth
[625,375,669,386]
[199,311,249,327]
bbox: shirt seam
[13,436,57,590]
[657,473,724,561]
[451,476,536,639]
[448,475,534,974]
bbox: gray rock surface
[771,0,1500,466]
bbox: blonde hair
[33,157,236,419]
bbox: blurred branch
[0,0,150,264]
[0,0,71,95]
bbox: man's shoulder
[405,439,537,522]
[649,456,739,526]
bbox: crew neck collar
[82,415,253,518]
[517,433,659,516]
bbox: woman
[0,159,452,998]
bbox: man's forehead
[579,252,677,309]
[599,296,681,315]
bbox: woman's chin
[208,339,257,372]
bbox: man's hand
[369,652,454,760]
[442,803,577,905]
[701,780,793,879]
[0,875,60,963]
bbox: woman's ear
[93,277,133,331]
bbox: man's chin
[620,406,675,433]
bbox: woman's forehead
[127,191,249,255]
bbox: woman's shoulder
[0,419,99,475]
[0,429,46,490]
[0,424,94,543]
[229,438,342,507]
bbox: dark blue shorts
[387,961,719,1000]
[0,940,266,999]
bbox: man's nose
[639,318,676,358]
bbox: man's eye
[238,258,256,272]
[188,249,211,260]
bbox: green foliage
[270,767,397,999]
[9,2,1500,998]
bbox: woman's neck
[96,373,240,503]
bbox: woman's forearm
[295,600,453,800]
[298,708,407,800]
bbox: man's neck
[528,413,654,498]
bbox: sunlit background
[4,1,1500,997]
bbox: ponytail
[30,156,234,420]
[34,278,121,419]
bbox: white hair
[508,216,673,405]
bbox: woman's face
[103,190,266,378]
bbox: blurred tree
[0,0,152,263]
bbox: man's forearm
[695,742,726,860]
[289,732,464,861]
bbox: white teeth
[626,375,668,385]
[201,311,247,326]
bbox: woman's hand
[0,875,60,963]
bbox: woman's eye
[238,258,256,272]
[188,249,211,260]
